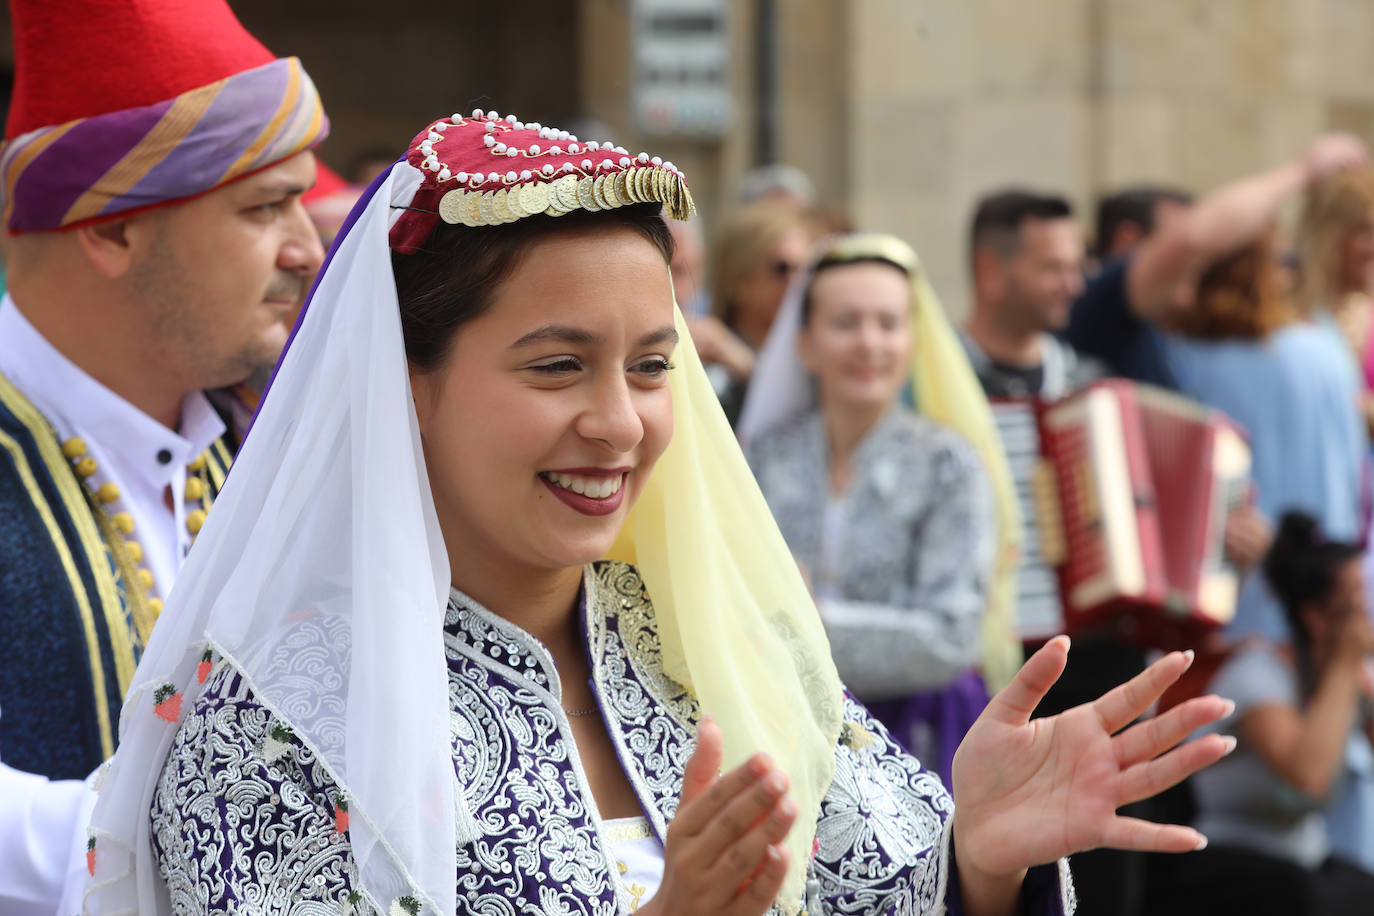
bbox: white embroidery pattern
[151,562,1063,915]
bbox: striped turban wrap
[0,57,328,234]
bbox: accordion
[996,380,1251,648]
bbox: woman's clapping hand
[639,717,798,916]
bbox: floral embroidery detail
[345,890,364,915]
[151,665,369,913]
[86,836,96,876]
[333,796,350,835]
[625,880,648,911]
[152,684,183,723]
[390,895,420,916]
[839,721,875,752]
[196,648,213,684]
[260,721,295,765]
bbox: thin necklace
[564,704,600,718]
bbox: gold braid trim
[84,490,159,652]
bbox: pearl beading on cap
[416,110,695,228]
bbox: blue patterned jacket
[151,562,1073,915]
[0,371,233,778]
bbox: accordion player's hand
[1224,503,1273,572]
[949,639,1235,886]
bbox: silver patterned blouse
[149,561,1071,915]
[747,408,996,699]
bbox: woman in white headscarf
[83,111,1231,916]
[740,234,1021,786]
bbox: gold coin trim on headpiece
[421,109,697,228]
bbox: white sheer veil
[84,160,474,915]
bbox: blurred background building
[3,0,1373,313]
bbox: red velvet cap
[7,0,276,139]
[390,108,694,254]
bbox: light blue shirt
[1164,321,1368,642]
[1169,321,1374,869]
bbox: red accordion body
[1033,380,1251,648]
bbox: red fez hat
[1,0,328,233]
[7,0,276,139]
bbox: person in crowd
[740,233,1022,786]
[1091,186,1193,264]
[1179,512,1374,916]
[1151,206,1368,641]
[959,189,1154,914]
[958,190,1127,677]
[1157,225,1374,892]
[1067,135,1366,391]
[83,107,1235,916]
[1294,166,1374,434]
[347,147,400,186]
[665,213,709,316]
[690,200,814,423]
[959,185,1279,912]
[737,162,816,211]
[304,163,366,249]
[208,165,362,444]
[960,190,1100,401]
[0,0,328,913]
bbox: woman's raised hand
[950,638,1234,887]
[639,717,799,916]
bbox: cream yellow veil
[609,301,844,904]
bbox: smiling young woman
[83,112,1233,916]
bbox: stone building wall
[2,1,1373,314]
[822,0,1374,314]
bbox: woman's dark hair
[393,203,675,373]
[1263,511,1362,649]
[799,256,910,327]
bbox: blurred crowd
[679,134,1374,916]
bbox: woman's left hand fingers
[1111,695,1233,768]
[981,635,1071,728]
[1091,650,1194,736]
[1115,732,1235,808]
[1099,816,1207,854]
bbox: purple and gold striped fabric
[0,57,328,234]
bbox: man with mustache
[0,0,327,911]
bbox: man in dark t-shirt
[961,190,1103,639]
[962,189,1149,916]
[1067,187,1191,389]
